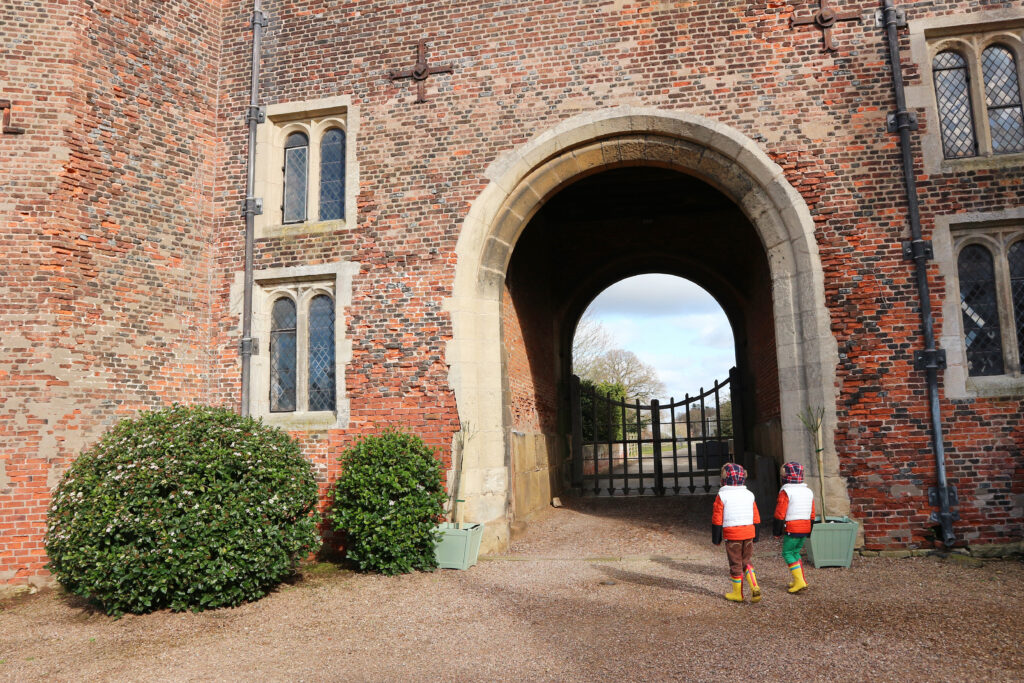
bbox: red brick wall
[208,0,1022,552]
[3,0,1022,582]
[0,0,223,583]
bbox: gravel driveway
[2,495,1021,682]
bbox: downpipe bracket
[246,105,266,125]
[902,239,933,261]
[886,110,918,133]
[929,485,960,524]
[913,348,947,371]
[244,197,263,216]
[239,337,259,357]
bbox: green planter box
[806,516,859,568]
[434,522,483,570]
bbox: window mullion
[308,125,321,224]
[968,54,992,155]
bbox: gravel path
[2,496,1021,682]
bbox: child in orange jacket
[772,461,815,593]
[712,462,761,602]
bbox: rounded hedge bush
[328,428,446,575]
[46,405,321,615]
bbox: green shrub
[328,428,446,575]
[45,405,321,616]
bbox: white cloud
[587,274,724,318]
[581,274,735,398]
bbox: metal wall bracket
[251,10,267,28]
[0,100,25,135]
[928,485,960,522]
[902,239,933,261]
[244,197,263,216]
[887,110,919,133]
[914,348,947,371]
[875,7,906,28]
[246,105,266,125]
[239,337,259,356]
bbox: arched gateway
[445,107,849,553]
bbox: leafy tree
[580,379,626,441]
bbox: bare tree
[571,311,614,379]
[589,348,666,402]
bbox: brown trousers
[725,539,753,577]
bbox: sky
[579,273,735,402]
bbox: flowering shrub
[45,405,320,616]
[328,428,446,575]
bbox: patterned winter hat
[782,461,804,484]
[720,462,746,486]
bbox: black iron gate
[570,368,743,496]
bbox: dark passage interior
[501,166,780,519]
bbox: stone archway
[445,107,845,553]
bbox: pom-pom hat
[782,461,804,484]
[720,462,746,486]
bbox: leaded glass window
[319,128,345,222]
[270,297,297,411]
[283,132,309,224]
[1009,240,1024,370]
[958,244,1004,376]
[981,46,1024,155]
[934,51,978,159]
[308,294,336,411]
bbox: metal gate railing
[570,368,743,496]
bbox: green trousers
[782,535,806,564]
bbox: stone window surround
[231,261,359,430]
[935,207,1024,399]
[253,95,359,239]
[906,9,1024,175]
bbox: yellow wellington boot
[725,577,744,602]
[788,563,808,593]
[745,566,762,603]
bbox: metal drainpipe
[881,0,956,546]
[240,0,266,417]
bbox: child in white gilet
[772,461,815,593]
[711,462,761,603]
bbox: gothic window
[319,128,346,221]
[308,294,336,411]
[926,26,1024,162]
[266,290,337,414]
[952,226,1024,380]
[981,45,1024,154]
[282,132,309,224]
[240,262,354,428]
[933,51,977,159]
[1010,240,1024,369]
[958,245,1003,376]
[252,97,354,237]
[270,297,298,411]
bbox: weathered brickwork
[2,0,1021,582]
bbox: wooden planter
[434,522,483,570]
[806,516,859,568]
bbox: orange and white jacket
[773,483,816,536]
[712,485,760,542]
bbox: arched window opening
[270,297,298,411]
[1009,240,1024,369]
[933,51,977,159]
[319,128,346,221]
[958,244,1004,376]
[308,294,336,411]
[283,131,309,224]
[981,45,1024,154]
